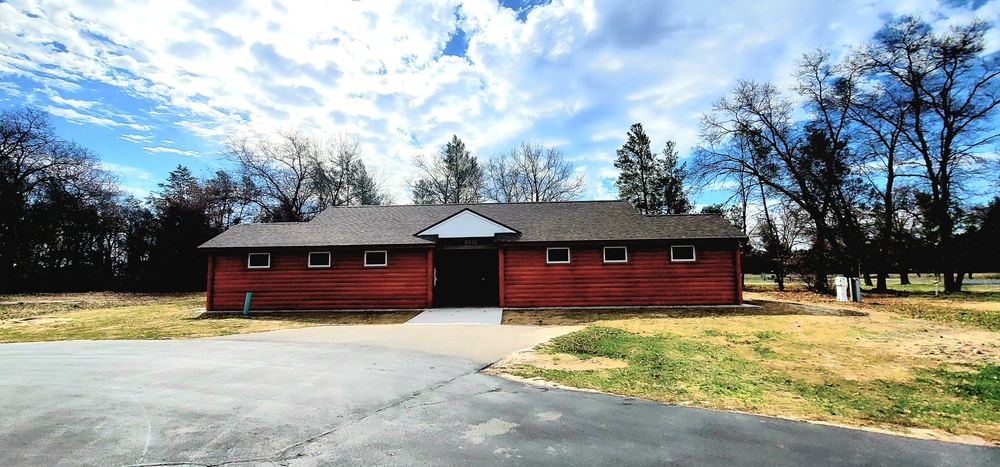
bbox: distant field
[742,273,1000,331]
[743,272,1000,294]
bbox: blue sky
[0,0,996,204]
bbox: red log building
[199,201,747,311]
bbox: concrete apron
[221,323,580,366]
[407,307,504,324]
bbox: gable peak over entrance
[415,208,518,239]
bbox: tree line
[0,110,393,292]
[689,15,1000,293]
[0,109,593,292]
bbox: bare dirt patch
[492,347,628,372]
[0,317,71,328]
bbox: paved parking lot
[1,326,996,466]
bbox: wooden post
[734,243,743,305]
[498,248,506,308]
[205,255,215,311]
[426,248,434,307]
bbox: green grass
[933,364,1000,405]
[535,326,774,400]
[507,326,1000,439]
[786,365,1000,430]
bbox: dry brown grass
[493,291,1000,445]
[0,292,419,342]
[501,301,863,326]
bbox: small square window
[364,250,387,267]
[308,252,331,268]
[604,246,628,263]
[546,247,570,264]
[247,252,270,269]
[670,245,696,262]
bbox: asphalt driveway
[0,325,997,466]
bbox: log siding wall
[207,247,431,311]
[502,242,739,307]
[206,241,741,311]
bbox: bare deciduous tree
[311,135,389,208]
[0,106,117,290]
[854,16,1000,292]
[226,130,316,222]
[693,80,844,293]
[484,142,584,203]
[226,131,389,221]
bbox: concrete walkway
[407,307,504,324]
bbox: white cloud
[42,105,150,131]
[119,133,152,143]
[1,0,991,203]
[47,94,96,111]
[142,146,204,158]
[100,161,155,198]
[0,80,22,99]
[101,161,155,181]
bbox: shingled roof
[198,200,746,249]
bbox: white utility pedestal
[835,276,849,302]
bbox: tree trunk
[937,173,963,293]
[944,271,962,293]
[811,225,831,294]
[939,227,962,292]
[864,272,873,287]
[943,273,954,292]
[873,145,897,294]
[955,270,966,290]
[899,272,911,285]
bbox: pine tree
[659,141,692,214]
[410,135,483,204]
[615,123,659,214]
[614,123,691,215]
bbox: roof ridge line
[323,199,625,209]
[644,213,723,217]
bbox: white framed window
[546,247,570,264]
[308,252,331,268]
[603,246,628,263]
[670,245,696,262]
[247,252,270,269]
[364,250,388,267]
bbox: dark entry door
[433,248,499,307]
